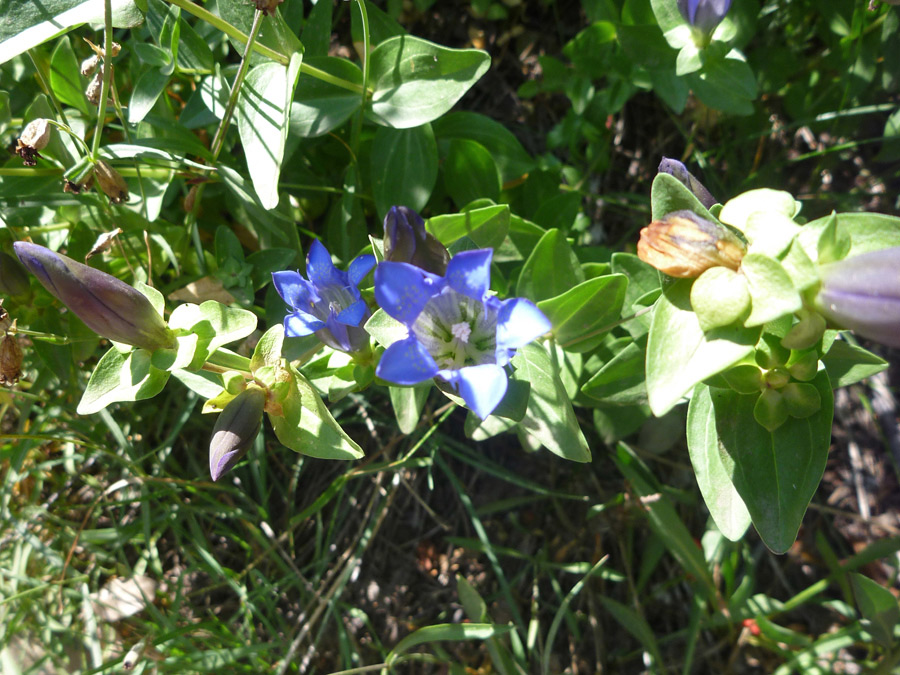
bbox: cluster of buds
[13,242,174,351]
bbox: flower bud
[209,385,265,481]
[0,251,31,298]
[13,241,175,351]
[657,157,717,209]
[677,0,732,37]
[637,210,746,278]
[15,119,52,167]
[814,247,900,348]
[94,160,129,204]
[383,206,450,276]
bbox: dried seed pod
[0,322,22,385]
[86,228,123,260]
[85,69,103,105]
[254,0,285,15]
[15,119,52,166]
[94,160,129,204]
[81,53,100,77]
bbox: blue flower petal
[445,249,493,301]
[285,311,325,337]
[323,314,352,351]
[444,364,508,419]
[374,262,442,325]
[336,298,369,327]
[306,239,345,289]
[348,254,376,286]
[273,271,318,309]
[376,336,439,385]
[497,298,552,350]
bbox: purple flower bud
[13,242,175,351]
[815,247,900,348]
[383,206,450,276]
[657,157,717,209]
[209,386,265,481]
[677,0,732,36]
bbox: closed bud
[0,251,31,298]
[16,119,52,166]
[637,210,746,278]
[13,241,175,351]
[657,157,717,209]
[383,206,450,275]
[814,247,900,348]
[209,386,266,481]
[94,160,129,204]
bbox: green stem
[164,0,366,94]
[27,49,69,129]
[350,0,371,153]
[90,0,115,160]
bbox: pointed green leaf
[290,56,363,137]
[427,204,510,251]
[371,123,438,219]
[77,347,170,414]
[516,229,584,303]
[850,572,900,648]
[238,52,304,209]
[537,274,627,352]
[686,384,751,540]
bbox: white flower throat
[412,289,497,370]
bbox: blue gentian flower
[273,240,376,353]
[374,249,551,419]
[677,0,732,36]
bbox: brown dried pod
[255,0,284,15]
[94,160,129,204]
[638,210,746,278]
[81,53,100,77]
[85,69,103,105]
[0,323,23,385]
[86,228,123,260]
[15,119,52,167]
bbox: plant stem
[164,0,366,94]
[90,0,115,160]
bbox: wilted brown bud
[86,228,123,260]
[0,322,22,385]
[94,160,129,204]
[81,53,100,77]
[63,177,92,194]
[0,302,10,332]
[637,210,746,278]
[85,67,112,106]
[16,119,52,166]
[254,0,284,15]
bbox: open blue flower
[374,249,551,419]
[273,240,376,353]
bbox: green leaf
[710,371,833,553]
[366,35,490,128]
[740,253,802,327]
[443,138,501,209]
[170,368,225,399]
[77,347,170,415]
[390,385,430,435]
[290,56,363,137]
[238,52,304,210]
[270,363,364,460]
[0,0,144,64]
[612,443,718,601]
[849,572,900,648]
[49,36,89,115]
[821,339,888,387]
[582,340,647,405]
[516,229,584,303]
[388,623,513,663]
[650,172,716,222]
[168,301,258,368]
[216,0,301,60]
[299,0,332,58]
[686,384,752,540]
[685,50,757,115]
[246,248,297,289]
[537,274,627,352]
[250,324,285,373]
[646,279,759,415]
[690,267,750,332]
[365,308,409,350]
[432,111,535,182]
[719,188,800,234]
[797,212,900,263]
[371,123,438,219]
[598,597,665,671]
[427,204,510,251]
[510,343,591,462]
